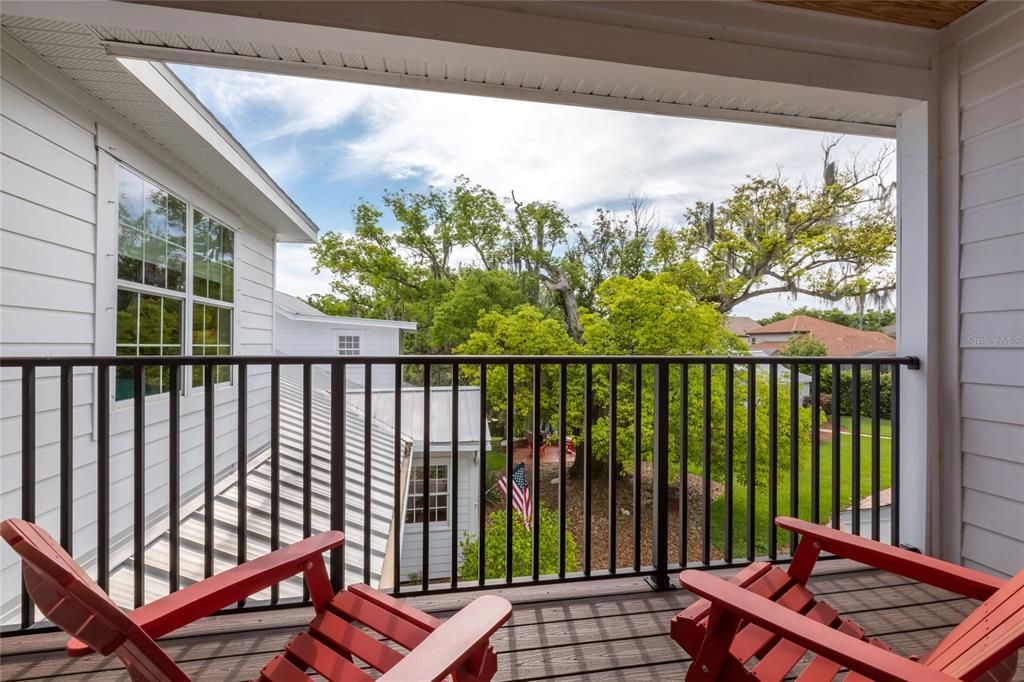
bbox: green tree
[456,305,580,432]
[459,507,578,580]
[656,141,896,315]
[430,270,528,352]
[779,333,829,357]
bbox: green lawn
[485,451,506,475]
[838,415,892,437]
[709,421,892,558]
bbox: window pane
[193,211,209,297]
[163,297,180,345]
[221,228,234,266]
[118,167,144,230]
[218,307,231,345]
[117,225,143,283]
[193,302,231,388]
[221,266,234,303]
[207,262,222,301]
[115,289,181,400]
[117,166,183,294]
[167,245,186,292]
[192,210,235,303]
[138,294,164,345]
[116,290,138,345]
[166,194,186,247]
[406,464,448,523]
[143,234,167,288]
[144,182,167,237]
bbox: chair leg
[687,607,751,681]
[302,559,333,614]
[787,537,822,585]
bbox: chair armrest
[378,595,512,682]
[681,570,957,682]
[68,531,344,656]
[776,517,1003,601]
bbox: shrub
[459,506,577,581]
[819,367,892,417]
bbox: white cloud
[275,243,334,298]
[176,65,894,314]
[176,65,891,223]
[336,88,878,220]
[175,65,370,146]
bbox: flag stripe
[497,463,532,528]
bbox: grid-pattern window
[192,303,232,387]
[405,464,449,524]
[337,335,361,356]
[114,164,236,400]
[117,168,187,291]
[115,290,182,400]
[193,210,234,303]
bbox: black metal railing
[0,354,918,635]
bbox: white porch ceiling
[0,1,921,138]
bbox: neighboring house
[0,27,323,616]
[346,387,488,582]
[746,315,897,356]
[274,291,417,388]
[724,316,763,342]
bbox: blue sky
[172,64,892,320]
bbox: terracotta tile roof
[725,316,763,336]
[749,315,896,356]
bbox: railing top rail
[0,355,921,368]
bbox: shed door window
[406,464,449,524]
[337,335,361,356]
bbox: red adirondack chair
[672,516,1023,681]
[2,518,512,681]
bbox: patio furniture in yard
[1,518,511,682]
[672,516,1022,681]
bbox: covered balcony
[1,1,1021,680]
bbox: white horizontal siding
[961,349,1024,387]
[960,272,1024,313]
[962,419,1024,464]
[0,40,286,624]
[950,9,1024,577]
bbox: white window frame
[336,331,362,356]
[112,162,237,401]
[405,461,450,526]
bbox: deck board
[2,563,1020,681]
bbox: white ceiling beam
[5,1,923,124]
[102,40,897,138]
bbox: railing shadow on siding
[0,353,919,635]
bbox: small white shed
[274,292,417,387]
[346,387,489,583]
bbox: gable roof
[347,387,489,450]
[0,14,319,242]
[725,316,763,336]
[749,315,896,356]
[275,292,418,331]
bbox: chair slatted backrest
[1,518,188,682]
[923,569,1024,682]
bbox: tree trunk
[542,266,584,344]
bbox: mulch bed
[491,461,724,570]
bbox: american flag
[497,462,532,527]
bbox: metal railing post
[647,362,672,591]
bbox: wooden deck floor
[3,561,1020,681]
